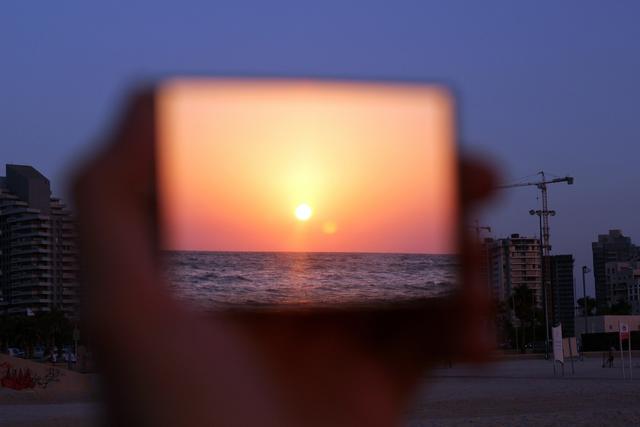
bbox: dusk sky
[2,1,639,296]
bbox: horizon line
[162,249,458,256]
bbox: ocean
[165,251,458,310]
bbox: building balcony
[509,264,541,270]
[10,272,52,280]
[11,290,53,298]
[9,256,44,265]
[9,229,50,238]
[9,255,37,265]
[7,224,44,233]
[10,238,50,247]
[11,248,50,256]
[20,226,51,234]
[10,297,52,304]
[7,307,34,315]
[6,216,50,227]
[7,228,45,238]
[9,282,51,289]
[10,264,50,273]
[510,268,540,273]
[509,263,540,268]
[5,214,35,223]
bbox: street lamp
[582,266,592,337]
[529,209,556,359]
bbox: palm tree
[609,300,632,315]
[37,310,71,348]
[0,315,17,351]
[494,300,512,347]
[577,296,596,316]
[13,316,40,358]
[510,284,536,350]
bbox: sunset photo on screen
[157,79,458,309]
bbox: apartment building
[592,230,640,312]
[0,164,79,317]
[486,234,543,306]
[604,261,640,314]
[486,234,576,336]
[549,254,575,337]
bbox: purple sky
[2,1,639,297]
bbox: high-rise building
[548,254,575,337]
[479,238,492,298]
[0,164,79,317]
[604,261,640,314]
[487,235,577,337]
[486,234,543,306]
[592,230,640,312]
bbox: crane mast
[497,171,574,358]
[540,171,550,257]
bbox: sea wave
[164,251,459,310]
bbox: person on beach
[72,93,497,427]
[49,347,58,364]
[608,347,615,368]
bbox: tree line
[495,284,633,351]
[0,310,74,357]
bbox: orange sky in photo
[158,79,457,254]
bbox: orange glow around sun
[158,79,457,254]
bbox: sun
[294,203,313,221]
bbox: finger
[73,89,157,256]
[454,230,495,362]
[74,89,156,207]
[72,90,166,331]
[459,154,500,209]
[453,155,501,361]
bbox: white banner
[553,324,564,363]
[562,337,578,358]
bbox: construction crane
[497,171,574,358]
[469,220,491,241]
[498,171,574,255]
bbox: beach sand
[0,354,102,426]
[0,355,98,404]
[406,355,640,426]
[1,355,639,426]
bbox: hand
[73,91,497,427]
